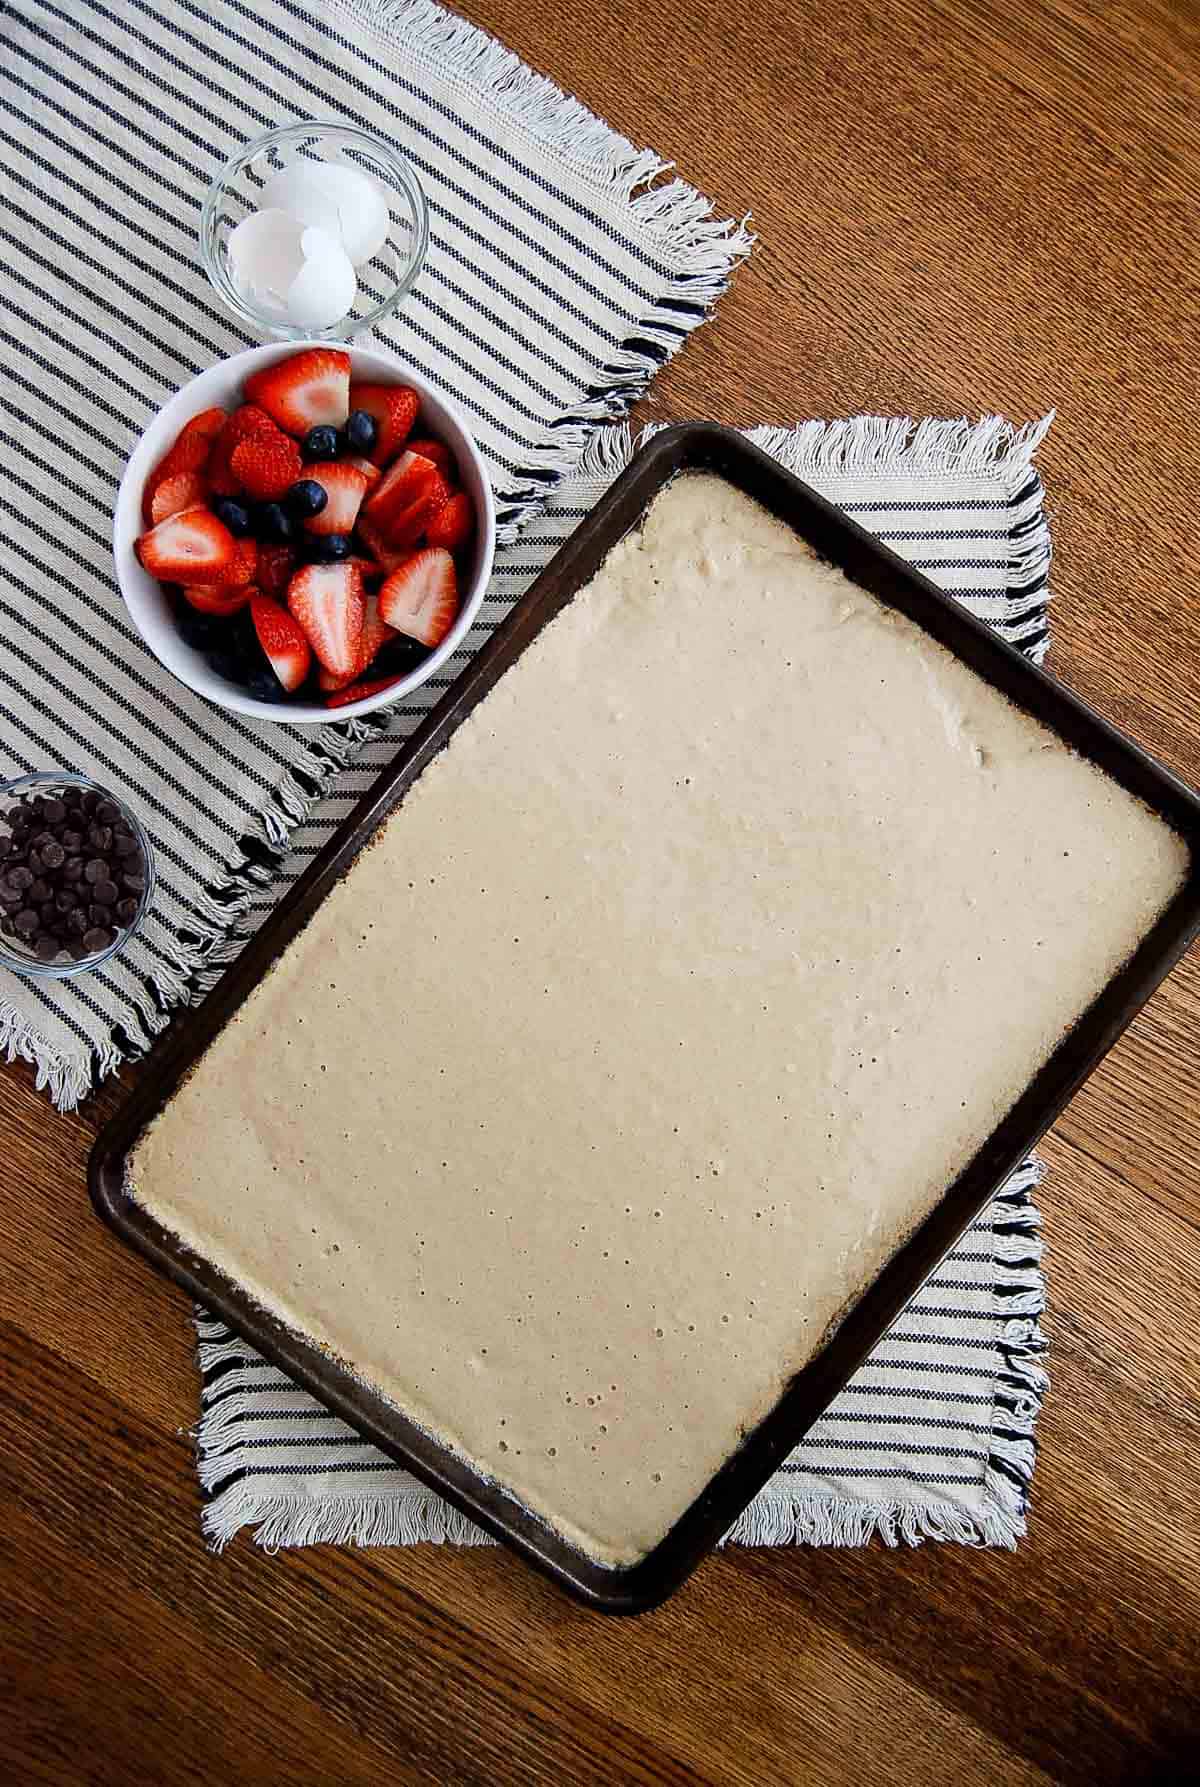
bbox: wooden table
[5,1,1200,1781]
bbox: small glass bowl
[0,773,156,980]
[200,121,430,341]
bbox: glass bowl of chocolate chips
[0,772,155,978]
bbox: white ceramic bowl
[113,340,496,725]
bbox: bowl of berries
[114,342,495,722]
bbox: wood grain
[4,1,1200,1781]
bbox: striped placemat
[0,0,750,1103]
[195,414,1053,1555]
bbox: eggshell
[261,160,390,267]
[285,227,358,329]
[227,207,308,320]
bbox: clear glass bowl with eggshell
[200,122,429,340]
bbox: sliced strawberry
[142,407,226,522]
[136,507,235,586]
[251,592,312,693]
[303,461,371,536]
[360,590,394,664]
[425,489,474,553]
[246,348,351,437]
[287,561,364,677]
[378,547,459,648]
[317,594,393,690]
[148,468,208,525]
[356,515,413,579]
[256,543,298,602]
[220,536,259,590]
[181,581,253,616]
[207,404,278,496]
[405,436,455,478]
[348,381,419,466]
[230,431,303,502]
[343,455,382,487]
[323,673,408,710]
[363,450,445,543]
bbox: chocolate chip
[82,926,113,953]
[0,887,21,910]
[81,790,100,814]
[38,901,56,925]
[96,800,121,824]
[87,824,113,853]
[5,866,33,892]
[28,878,51,903]
[67,806,86,828]
[113,831,138,857]
[43,798,67,824]
[84,858,108,884]
[14,908,38,937]
[87,902,108,925]
[115,896,139,925]
[62,857,83,883]
[26,849,43,874]
[55,888,77,912]
[68,939,88,960]
[40,840,66,869]
[122,871,146,893]
[92,880,118,907]
[67,908,89,937]
[61,830,82,852]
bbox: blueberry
[285,478,328,520]
[257,502,295,543]
[213,497,252,537]
[229,606,261,665]
[208,646,250,688]
[312,533,352,561]
[176,606,223,651]
[342,409,377,456]
[376,632,430,672]
[247,666,289,703]
[303,425,339,462]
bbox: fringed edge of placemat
[191,1163,1048,1554]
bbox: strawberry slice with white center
[303,461,371,536]
[251,592,313,692]
[347,381,419,465]
[317,592,395,691]
[378,547,460,648]
[343,455,382,486]
[136,506,235,586]
[362,450,445,545]
[287,561,364,677]
[245,348,351,437]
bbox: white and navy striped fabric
[0,0,750,1105]
[196,416,1053,1555]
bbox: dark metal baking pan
[90,423,1200,1613]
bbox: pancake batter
[132,474,1189,1565]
